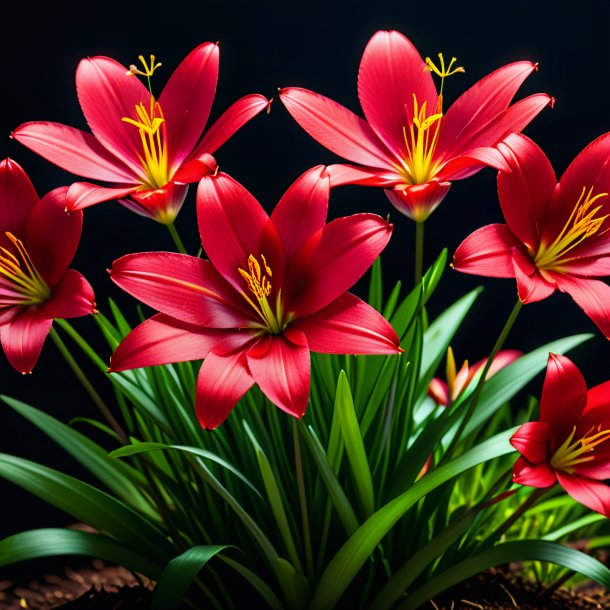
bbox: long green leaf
[307,428,517,610]
[151,545,229,610]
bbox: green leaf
[399,540,610,610]
[0,528,161,578]
[335,371,375,517]
[151,545,229,610]
[368,257,383,312]
[307,428,517,610]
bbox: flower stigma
[0,232,51,307]
[550,424,610,474]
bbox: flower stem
[49,325,128,444]
[489,487,548,542]
[167,222,187,254]
[294,420,314,580]
[444,298,523,460]
[414,220,425,285]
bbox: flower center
[238,254,286,334]
[534,186,608,270]
[122,55,169,190]
[550,424,610,474]
[0,232,51,307]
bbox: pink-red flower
[279,30,551,221]
[428,347,521,407]
[0,159,95,373]
[454,132,610,339]
[13,46,270,224]
[108,166,401,428]
[511,353,610,517]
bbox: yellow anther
[550,425,610,474]
[425,53,465,79]
[446,346,457,390]
[126,54,162,78]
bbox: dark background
[1,0,609,580]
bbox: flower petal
[270,166,329,261]
[428,379,449,407]
[453,224,522,278]
[42,269,95,319]
[12,122,136,183]
[110,252,252,328]
[292,292,400,355]
[160,42,219,170]
[26,187,83,285]
[327,163,398,188]
[512,457,556,488]
[67,182,138,212]
[556,472,610,517]
[510,421,551,464]
[513,250,556,303]
[357,30,436,154]
[192,94,271,158]
[0,308,53,373]
[126,182,189,224]
[288,214,392,317]
[384,180,451,222]
[247,331,310,418]
[172,154,218,184]
[0,158,39,239]
[196,350,254,429]
[279,87,394,169]
[76,56,151,175]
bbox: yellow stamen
[425,52,465,110]
[535,186,609,270]
[126,54,162,78]
[550,424,610,474]
[238,254,286,334]
[0,232,51,306]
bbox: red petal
[247,331,310,418]
[327,163,398,188]
[428,378,449,407]
[292,292,401,355]
[42,269,95,319]
[437,145,512,181]
[556,472,610,517]
[0,158,39,240]
[510,421,551,464]
[192,94,271,158]
[279,87,394,169]
[539,353,587,437]
[453,224,522,278]
[196,350,254,429]
[12,122,136,183]
[551,274,610,339]
[513,250,556,303]
[110,252,252,328]
[470,349,522,381]
[0,308,53,373]
[109,313,231,371]
[439,62,539,158]
[288,214,392,317]
[76,56,151,176]
[26,187,83,285]
[270,166,329,260]
[126,182,189,223]
[357,30,436,155]
[160,43,219,170]
[384,181,451,222]
[512,457,556,488]
[172,154,218,184]
[66,182,138,212]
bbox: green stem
[49,326,128,444]
[294,421,314,580]
[444,299,522,460]
[414,221,424,286]
[167,222,187,254]
[489,488,547,542]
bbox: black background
[1,0,610,579]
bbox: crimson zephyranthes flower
[13,45,269,224]
[428,347,521,408]
[279,30,551,221]
[0,159,95,373]
[511,353,610,517]
[108,166,401,428]
[454,132,610,338]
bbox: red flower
[0,159,95,373]
[454,133,610,338]
[428,347,521,407]
[279,30,551,221]
[13,46,270,224]
[109,167,401,428]
[511,353,610,517]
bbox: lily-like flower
[109,166,401,428]
[0,159,95,373]
[13,46,270,224]
[428,346,521,407]
[279,30,551,221]
[454,132,610,338]
[511,353,610,517]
